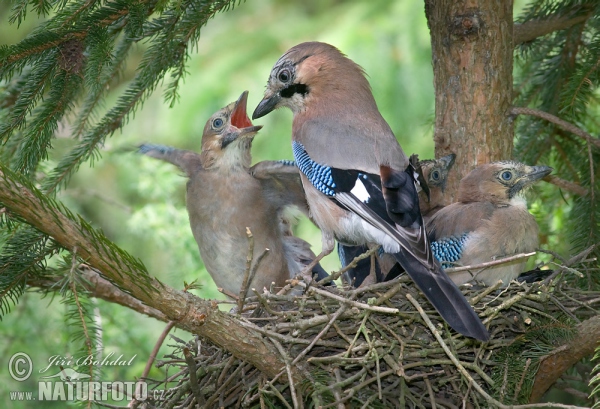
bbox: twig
[238,227,255,314]
[407,293,590,409]
[444,252,536,274]
[271,338,300,409]
[130,320,176,406]
[183,347,205,406]
[317,246,380,285]
[470,280,504,305]
[424,376,437,409]
[298,282,399,314]
[291,305,348,365]
[513,358,532,403]
[511,106,600,149]
[543,175,588,196]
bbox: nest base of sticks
[144,249,598,409]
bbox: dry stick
[317,246,380,285]
[183,347,205,407]
[424,376,437,409]
[129,320,176,405]
[218,287,239,300]
[444,252,536,274]
[271,338,300,409]
[470,280,505,305]
[406,293,590,409]
[511,106,600,150]
[238,227,255,314]
[298,282,399,314]
[291,305,348,366]
[542,245,597,285]
[513,358,532,403]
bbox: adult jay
[427,161,552,286]
[252,42,488,340]
[139,91,326,296]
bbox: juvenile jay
[139,91,326,296]
[252,42,488,340]
[340,153,457,287]
[417,153,456,221]
[427,161,552,286]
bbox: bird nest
[142,247,598,409]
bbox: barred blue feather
[430,233,469,268]
[292,141,336,196]
[277,159,296,166]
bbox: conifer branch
[27,266,169,322]
[510,106,600,149]
[543,175,588,196]
[0,164,296,381]
[514,13,591,46]
[529,315,600,403]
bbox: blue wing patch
[430,233,468,268]
[277,159,296,166]
[292,141,336,196]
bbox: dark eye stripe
[280,83,308,98]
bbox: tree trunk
[424,0,514,201]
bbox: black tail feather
[391,251,489,341]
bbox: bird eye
[278,69,291,83]
[501,171,513,181]
[431,170,440,181]
[212,118,224,129]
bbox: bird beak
[231,91,263,138]
[438,153,456,192]
[252,91,281,120]
[439,153,456,170]
[524,165,553,182]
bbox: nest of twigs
[144,247,598,409]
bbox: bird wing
[249,160,309,216]
[293,141,489,340]
[138,144,202,178]
[426,202,496,267]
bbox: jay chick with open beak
[427,161,552,286]
[139,91,326,296]
[252,42,488,340]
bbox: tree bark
[0,167,300,382]
[424,0,514,201]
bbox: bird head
[421,153,456,193]
[252,42,372,119]
[201,91,262,169]
[457,161,552,206]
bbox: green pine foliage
[0,0,240,315]
[514,0,600,267]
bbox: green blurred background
[2,1,543,407]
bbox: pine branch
[511,106,600,149]
[543,175,588,196]
[514,13,591,46]
[0,163,297,381]
[27,265,169,322]
[529,315,600,403]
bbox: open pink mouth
[231,91,253,129]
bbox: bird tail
[390,251,489,340]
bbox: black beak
[252,93,281,120]
[526,165,553,182]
